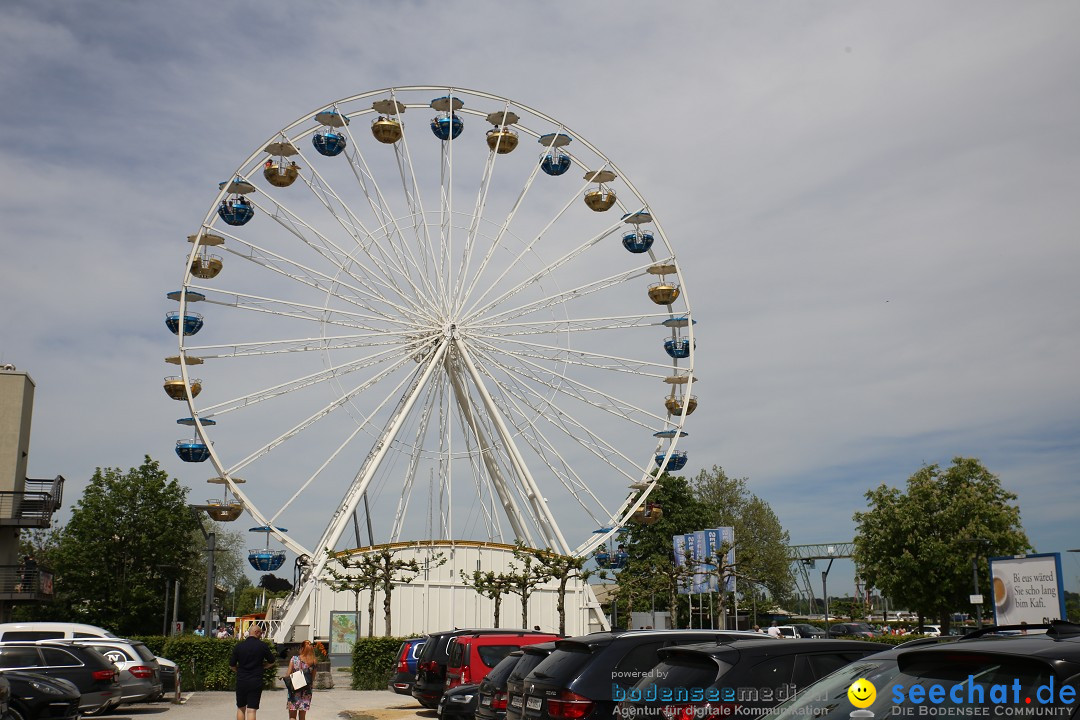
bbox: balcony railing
[0,566,54,601]
[0,475,64,527]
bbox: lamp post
[961,538,989,628]
[821,545,836,635]
[188,506,217,638]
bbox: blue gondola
[430,115,464,140]
[166,290,206,302]
[540,152,572,176]
[248,549,286,571]
[664,338,694,359]
[622,231,654,253]
[656,451,688,471]
[218,197,254,226]
[176,440,210,463]
[177,417,217,427]
[165,311,203,336]
[312,131,347,156]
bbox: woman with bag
[285,640,316,720]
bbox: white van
[0,622,118,641]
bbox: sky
[3,1,1080,602]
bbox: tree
[43,456,202,635]
[507,543,553,628]
[691,466,794,607]
[325,553,380,637]
[461,570,515,628]
[259,574,293,593]
[853,457,1030,631]
[516,548,592,635]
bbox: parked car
[414,629,553,709]
[156,656,178,696]
[616,638,880,718]
[506,643,558,720]
[913,624,942,637]
[791,624,825,638]
[0,641,121,714]
[447,632,560,689]
[769,621,1080,720]
[0,671,9,719]
[476,651,525,720]
[439,682,481,720]
[520,629,765,720]
[774,625,799,638]
[389,638,426,695]
[825,622,875,638]
[0,670,81,720]
[62,638,163,704]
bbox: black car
[476,650,525,720]
[0,641,121,714]
[0,671,9,719]
[616,638,879,718]
[439,682,481,720]
[791,624,825,638]
[520,630,765,720]
[506,643,558,720]
[825,622,875,638]
[771,621,1080,720]
[1,670,81,720]
[414,629,552,709]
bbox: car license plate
[511,697,523,709]
[482,697,492,706]
[527,697,543,711]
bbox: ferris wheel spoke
[264,355,440,526]
[335,123,445,309]
[467,349,612,525]
[451,142,500,312]
[195,342,414,419]
[469,333,676,378]
[477,312,674,337]
[186,284,423,331]
[469,342,646,496]
[473,264,648,329]
[463,223,627,326]
[453,339,567,552]
[444,356,535,546]
[260,160,436,315]
[227,345,440,478]
[473,337,667,431]
[389,380,440,542]
[185,332,410,359]
[460,170,604,319]
[216,230,430,326]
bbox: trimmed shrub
[351,637,412,690]
[136,636,280,691]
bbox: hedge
[349,636,405,690]
[130,635,279,691]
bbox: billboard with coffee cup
[988,552,1065,626]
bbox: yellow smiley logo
[848,678,876,708]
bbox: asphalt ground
[114,689,432,720]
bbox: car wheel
[8,704,27,720]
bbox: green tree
[853,457,1030,631]
[325,553,380,637]
[691,466,794,606]
[44,456,202,634]
[508,543,553,628]
[461,570,515,628]
[516,548,592,635]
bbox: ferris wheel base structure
[266,541,609,643]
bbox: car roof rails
[961,620,1080,640]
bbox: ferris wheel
[165,86,696,596]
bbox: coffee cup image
[993,576,1008,608]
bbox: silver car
[62,639,163,704]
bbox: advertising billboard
[673,527,734,594]
[988,553,1065,626]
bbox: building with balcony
[0,367,64,618]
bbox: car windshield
[772,653,1078,719]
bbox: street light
[960,538,989,628]
[822,546,836,635]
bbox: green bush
[132,636,280,691]
[351,637,414,690]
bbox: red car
[446,632,560,689]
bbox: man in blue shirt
[229,625,276,720]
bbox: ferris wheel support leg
[452,338,570,555]
[272,339,451,643]
[445,360,534,546]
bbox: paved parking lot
[112,689,433,720]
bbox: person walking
[286,640,317,720]
[229,625,276,720]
